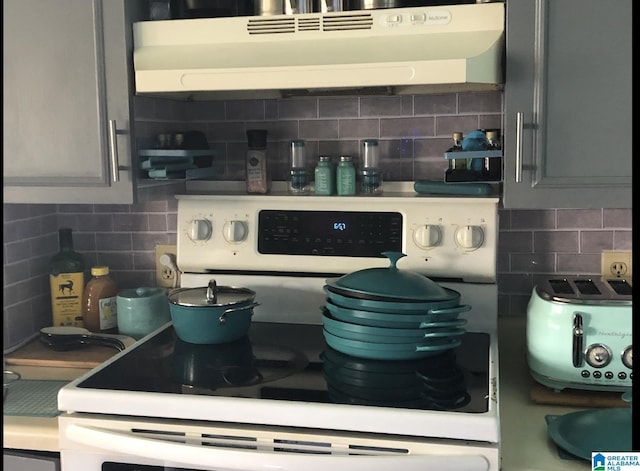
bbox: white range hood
[132,2,504,99]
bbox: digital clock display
[258,210,402,257]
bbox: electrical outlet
[156,244,180,289]
[601,251,632,279]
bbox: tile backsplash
[3,91,632,350]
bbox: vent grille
[247,13,373,35]
[323,13,373,31]
[131,427,409,456]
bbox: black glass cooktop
[79,322,490,413]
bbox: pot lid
[168,279,256,308]
[327,252,450,301]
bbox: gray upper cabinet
[503,0,632,209]
[3,0,145,204]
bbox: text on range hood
[133,2,504,99]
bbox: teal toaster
[526,277,632,392]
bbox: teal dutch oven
[168,280,259,345]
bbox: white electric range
[58,190,501,471]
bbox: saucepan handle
[218,303,260,324]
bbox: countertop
[3,318,605,468]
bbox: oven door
[59,414,498,471]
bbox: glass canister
[336,155,356,196]
[360,139,383,195]
[288,140,310,195]
[314,155,334,196]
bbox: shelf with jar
[444,130,503,183]
[137,131,220,180]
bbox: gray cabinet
[503,0,631,209]
[3,0,147,204]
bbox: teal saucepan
[325,252,452,302]
[168,280,259,345]
[322,310,466,344]
[323,329,462,361]
[323,286,467,314]
[324,298,470,328]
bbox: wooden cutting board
[530,384,629,408]
[5,338,125,368]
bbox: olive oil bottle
[49,228,85,327]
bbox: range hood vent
[133,2,505,100]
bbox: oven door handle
[65,424,490,471]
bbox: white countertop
[498,317,591,470]
[4,318,597,469]
[3,365,90,452]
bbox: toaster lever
[572,313,584,367]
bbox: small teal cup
[116,287,171,340]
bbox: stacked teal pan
[321,252,470,361]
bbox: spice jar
[314,155,334,196]
[246,129,270,194]
[336,155,356,196]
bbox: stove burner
[172,336,309,391]
[322,346,470,410]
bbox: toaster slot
[573,279,600,295]
[606,279,633,296]
[548,279,574,295]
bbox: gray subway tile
[435,116,481,137]
[381,117,435,138]
[414,94,457,115]
[557,209,602,228]
[580,231,614,253]
[113,214,148,232]
[510,253,556,273]
[184,100,226,121]
[225,100,265,120]
[510,209,556,230]
[360,96,404,117]
[208,122,249,142]
[96,233,133,251]
[278,97,319,119]
[613,231,632,250]
[413,137,451,159]
[338,119,380,139]
[603,209,632,228]
[499,231,533,253]
[318,97,359,118]
[533,231,579,253]
[557,254,600,274]
[458,91,502,113]
[299,120,339,139]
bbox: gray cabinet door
[503,0,632,209]
[3,0,138,204]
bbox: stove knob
[223,220,248,243]
[413,224,442,249]
[454,225,484,251]
[585,343,612,368]
[188,218,213,241]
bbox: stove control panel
[176,195,498,282]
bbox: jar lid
[340,155,352,162]
[91,266,109,276]
[168,280,256,308]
